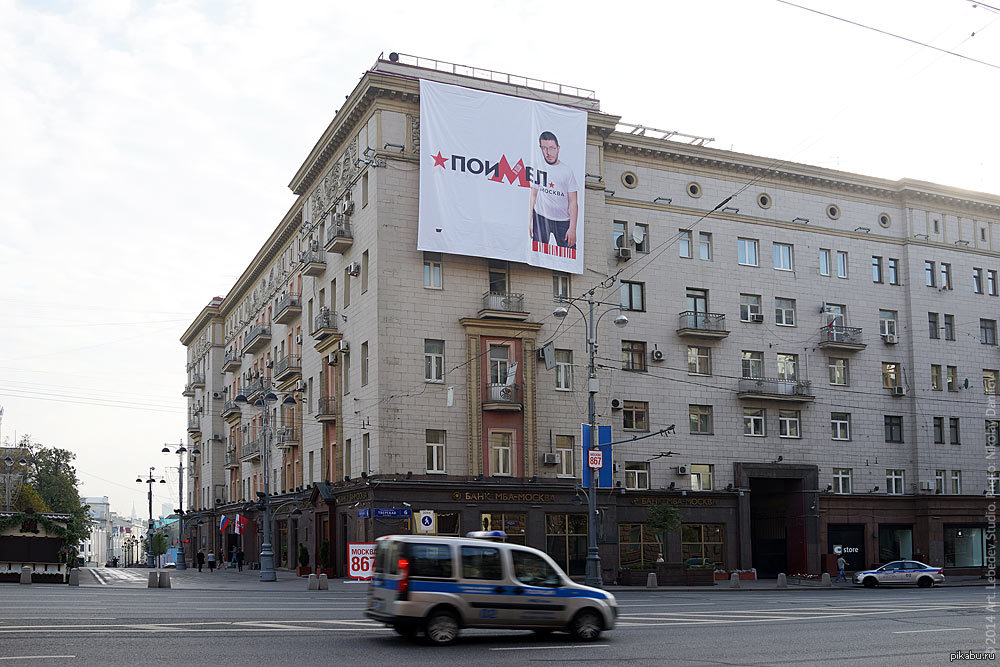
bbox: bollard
[318,574,329,590]
[776,573,787,589]
[20,566,32,585]
[148,572,159,588]
[821,572,832,587]
[730,572,740,589]
[68,570,80,586]
[158,571,171,588]
[645,572,657,589]
[307,574,319,590]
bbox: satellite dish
[631,227,645,245]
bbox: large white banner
[418,80,587,274]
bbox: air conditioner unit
[340,342,350,353]
[542,452,559,465]
[651,348,665,362]
[334,213,345,225]
[295,380,306,391]
[750,313,765,323]
[610,398,622,410]
[265,359,274,368]
[211,392,223,400]
[615,247,632,261]
[919,480,933,491]
[892,386,906,396]
[309,239,319,251]
[295,334,303,345]
[328,354,339,365]
[341,199,355,216]
[883,334,898,344]
[676,465,689,476]
[348,262,361,276]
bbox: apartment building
[180,54,993,580]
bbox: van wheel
[917,577,933,588]
[424,609,459,646]
[569,610,602,642]
[863,577,879,588]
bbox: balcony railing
[190,373,205,387]
[243,378,265,401]
[484,383,521,410]
[324,223,354,253]
[311,309,338,339]
[737,377,814,401]
[275,426,299,448]
[676,311,729,338]
[300,249,326,277]
[240,436,262,460]
[224,448,239,468]
[316,396,337,422]
[482,291,525,312]
[187,416,201,433]
[243,325,272,354]
[182,384,195,397]
[819,325,865,348]
[274,354,301,381]
[274,292,302,325]
[222,351,241,372]
[222,400,240,419]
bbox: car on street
[365,531,617,645]
[853,560,945,588]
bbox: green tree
[141,533,167,557]
[645,504,682,560]
[20,436,92,546]
[13,485,49,513]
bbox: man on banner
[529,131,579,251]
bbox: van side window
[461,545,503,580]
[408,543,453,578]
[512,550,561,587]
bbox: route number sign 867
[348,543,376,579]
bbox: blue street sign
[420,515,433,527]
[581,424,612,488]
[356,509,370,518]
[373,508,412,518]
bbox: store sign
[833,544,859,555]
[347,543,375,579]
[418,79,588,274]
[373,508,412,518]
[630,496,717,506]
[452,491,557,503]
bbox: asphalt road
[0,571,993,666]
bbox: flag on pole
[235,514,249,535]
[219,515,231,532]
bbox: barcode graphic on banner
[532,241,577,259]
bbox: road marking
[893,627,974,634]
[489,645,609,652]
[0,657,76,661]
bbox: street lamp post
[234,386,296,582]
[3,455,27,511]
[554,290,627,587]
[135,467,166,568]
[162,441,199,570]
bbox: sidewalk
[604,575,988,592]
[81,565,368,591]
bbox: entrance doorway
[749,477,807,577]
[828,524,866,571]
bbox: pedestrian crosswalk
[87,568,150,586]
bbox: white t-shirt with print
[532,160,578,222]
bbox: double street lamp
[3,454,27,512]
[135,467,166,568]
[161,442,198,570]
[234,386,296,582]
[554,291,627,587]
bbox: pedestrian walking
[207,550,216,572]
[197,549,205,573]
[218,551,225,570]
[236,549,244,572]
[834,555,848,582]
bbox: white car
[853,560,945,588]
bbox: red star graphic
[431,151,447,168]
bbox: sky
[1,0,998,517]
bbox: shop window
[878,525,913,562]
[480,512,526,544]
[681,523,725,569]
[618,523,661,569]
[944,526,987,567]
[545,513,588,576]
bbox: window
[698,232,712,260]
[489,345,509,384]
[512,549,560,587]
[886,469,905,495]
[982,319,997,345]
[941,263,952,290]
[744,408,765,436]
[773,243,793,271]
[935,470,945,495]
[345,438,352,475]
[687,346,711,375]
[555,349,572,390]
[775,298,796,326]
[623,400,649,431]
[614,221,628,250]
[740,293,762,321]
[678,228,691,258]
[950,470,961,494]
[480,512,524,544]
[424,339,444,382]
[741,351,764,379]
[888,258,900,285]
[689,405,713,434]
[836,251,848,278]
[819,249,831,276]
[829,358,849,385]
[884,415,903,443]
[944,527,988,567]
[461,545,503,580]
[343,267,351,307]
[360,341,369,385]
[931,365,942,391]
[620,281,645,311]
[634,224,649,253]
[681,524,725,570]
[974,268,984,294]
[426,429,446,473]
[944,314,955,340]
[490,431,512,476]
[556,435,574,477]
[833,468,852,494]
[690,464,713,491]
[933,417,944,444]
[924,260,936,287]
[882,362,899,389]
[362,432,370,473]
[986,369,999,395]
[625,462,650,490]
[737,238,758,266]
[619,524,661,569]
[831,413,851,440]
[343,352,350,394]
[545,514,587,576]
[361,250,369,293]
[488,259,508,294]
[779,410,801,438]
[776,353,798,381]
[622,340,647,372]
[879,310,897,337]
[928,312,939,339]
[552,272,570,299]
[947,366,958,392]
[989,270,998,296]
[949,417,961,445]
[872,256,883,283]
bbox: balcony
[242,326,271,355]
[244,378,266,403]
[324,222,353,254]
[676,311,729,339]
[182,384,195,397]
[316,397,338,423]
[274,292,302,325]
[311,309,338,340]
[190,373,205,389]
[187,416,201,434]
[478,292,528,321]
[275,426,299,449]
[222,351,242,373]
[483,383,522,411]
[224,448,239,469]
[222,400,241,422]
[274,355,302,383]
[737,377,815,403]
[818,325,866,351]
[240,436,262,462]
[300,250,326,277]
